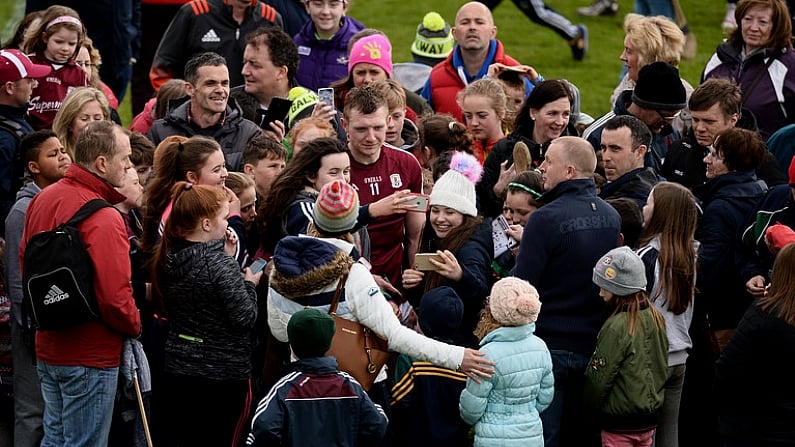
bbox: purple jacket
[293,16,365,91]
[703,41,795,141]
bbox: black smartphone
[256,97,293,129]
[249,258,268,274]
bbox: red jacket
[425,40,520,122]
[129,97,156,135]
[21,164,141,368]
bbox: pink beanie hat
[489,277,542,326]
[348,34,393,77]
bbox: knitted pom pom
[422,12,446,32]
[449,151,483,184]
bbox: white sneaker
[577,0,619,16]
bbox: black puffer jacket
[161,238,258,380]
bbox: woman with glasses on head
[695,127,767,353]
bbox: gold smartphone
[414,253,442,271]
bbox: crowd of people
[1,0,795,446]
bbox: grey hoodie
[4,181,41,326]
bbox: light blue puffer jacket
[459,324,554,446]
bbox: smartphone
[318,87,335,108]
[496,214,511,231]
[257,97,293,129]
[249,258,268,274]
[414,253,442,271]
[407,193,430,212]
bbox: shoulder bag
[326,273,395,391]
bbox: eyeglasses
[75,61,94,68]
[307,0,345,8]
[656,110,681,122]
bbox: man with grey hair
[20,120,141,447]
[513,136,621,447]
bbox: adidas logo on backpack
[201,29,221,43]
[43,285,69,305]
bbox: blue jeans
[634,0,675,20]
[37,362,118,447]
[542,350,599,447]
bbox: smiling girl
[21,5,88,130]
[402,151,493,347]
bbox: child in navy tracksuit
[247,308,387,446]
[390,286,469,447]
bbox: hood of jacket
[166,238,224,277]
[15,180,41,202]
[270,236,354,298]
[163,95,247,133]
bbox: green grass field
[0,0,727,124]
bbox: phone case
[414,253,441,271]
[408,194,430,212]
[318,88,335,107]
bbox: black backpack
[22,199,113,330]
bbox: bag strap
[327,272,349,315]
[741,55,776,105]
[66,199,114,227]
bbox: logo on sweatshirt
[201,29,221,43]
[390,174,402,188]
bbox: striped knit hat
[313,180,359,235]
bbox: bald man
[512,136,621,447]
[420,1,528,121]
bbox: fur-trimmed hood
[270,236,354,299]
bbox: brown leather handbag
[326,273,394,391]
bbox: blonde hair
[474,305,503,341]
[457,77,510,126]
[52,87,110,159]
[624,13,685,68]
[370,79,407,111]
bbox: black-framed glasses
[656,110,681,122]
[75,61,94,68]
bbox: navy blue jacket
[0,104,33,235]
[409,219,493,347]
[695,171,767,329]
[247,356,388,447]
[512,179,621,354]
[599,167,661,210]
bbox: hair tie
[177,142,185,152]
[448,121,457,131]
[508,182,542,198]
[184,183,192,190]
[46,16,82,30]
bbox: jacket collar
[292,356,339,375]
[63,164,126,204]
[540,178,597,203]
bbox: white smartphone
[407,193,430,212]
[318,88,335,107]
